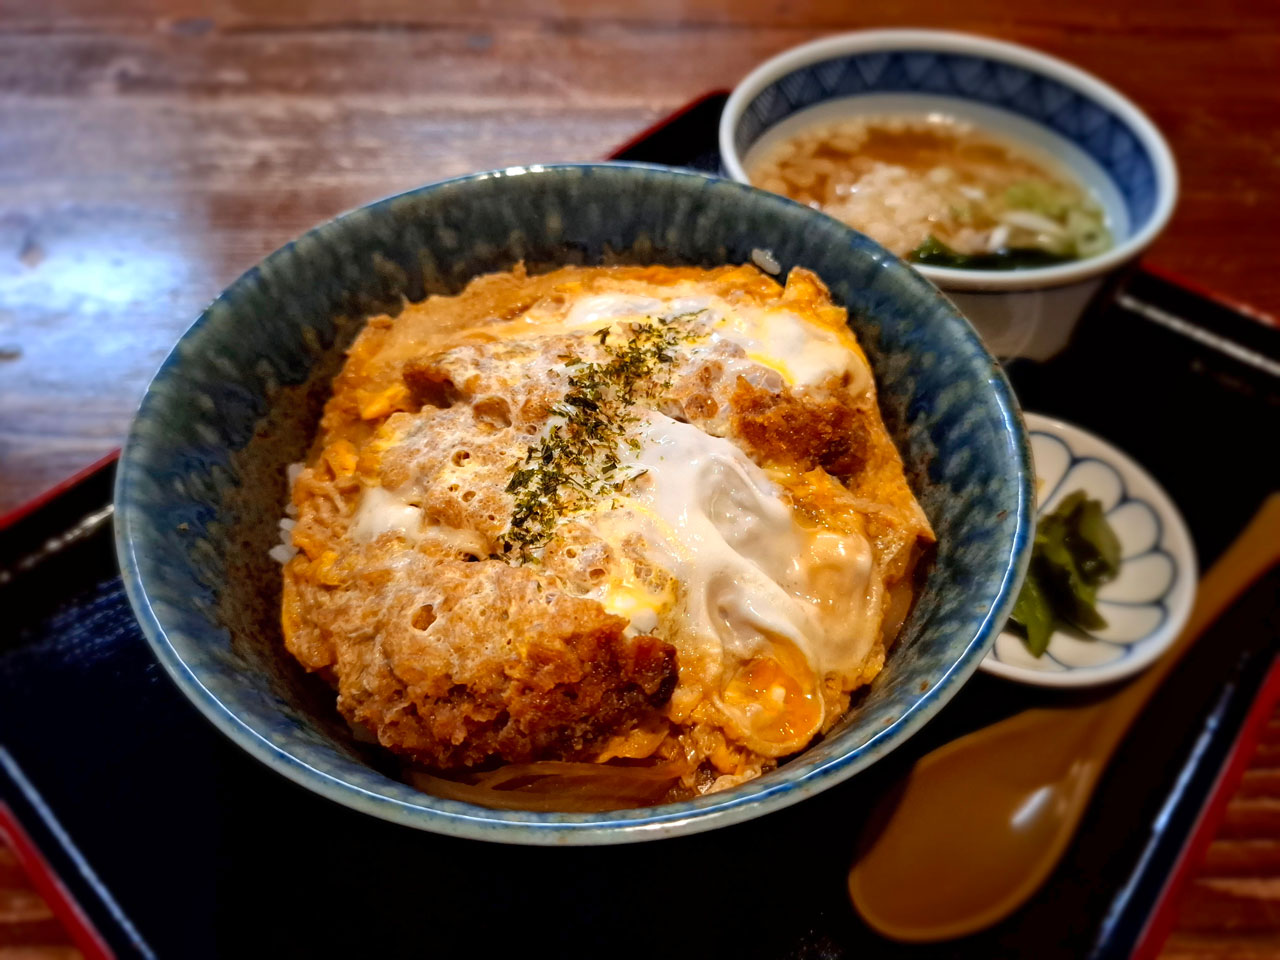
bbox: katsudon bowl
[115,162,1033,845]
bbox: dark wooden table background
[0,2,1276,957]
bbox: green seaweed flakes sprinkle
[499,313,702,561]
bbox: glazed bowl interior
[115,162,1032,844]
[720,29,1178,292]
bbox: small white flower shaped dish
[982,412,1196,687]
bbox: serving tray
[1,92,1277,960]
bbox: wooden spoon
[849,494,1280,942]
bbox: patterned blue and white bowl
[115,162,1033,845]
[720,30,1179,360]
[983,413,1196,687]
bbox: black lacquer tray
[1,92,1277,960]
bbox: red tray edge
[0,803,116,960]
[1131,652,1280,960]
[0,449,120,535]
[604,88,731,159]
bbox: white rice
[268,543,296,565]
[751,247,781,275]
[271,462,305,564]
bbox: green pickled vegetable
[1073,497,1122,584]
[1007,489,1123,656]
[1035,505,1108,631]
[1010,568,1054,657]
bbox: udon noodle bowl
[275,263,933,810]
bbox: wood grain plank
[1220,800,1280,841]
[1201,842,1280,879]
[2,0,1278,32]
[1252,744,1280,770]
[1167,878,1280,934]
[1162,935,1280,960]
[0,891,51,926]
[1241,773,1280,798]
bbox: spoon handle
[1103,493,1280,728]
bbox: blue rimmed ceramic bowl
[720,30,1178,360]
[983,412,1196,687]
[115,162,1033,845]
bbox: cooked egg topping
[506,289,872,395]
[577,413,877,756]
[281,263,932,792]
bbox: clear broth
[747,115,1112,268]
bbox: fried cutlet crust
[285,550,679,767]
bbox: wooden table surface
[2,0,1279,514]
[0,2,1276,957]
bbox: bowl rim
[718,28,1179,293]
[114,161,1035,844]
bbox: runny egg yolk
[721,639,823,753]
[595,576,670,635]
[745,349,796,383]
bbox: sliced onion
[986,225,1011,252]
[999,209,1066,236]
